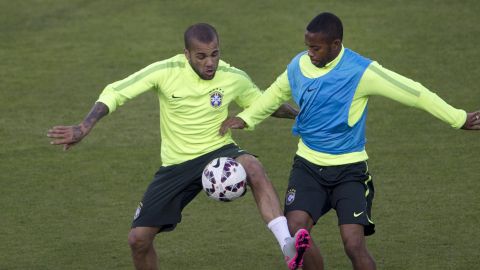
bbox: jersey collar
[300,45,345,78]
[324,45,344,68]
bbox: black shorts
[284,155,375,236]
[132,144,248,232]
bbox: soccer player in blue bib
[220,13,480,270]
[48,23,311,270]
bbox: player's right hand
[461,111,480,130]
[47,125,87,150]
[219,117,247,136]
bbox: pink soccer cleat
[283,228,311,270]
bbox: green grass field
[1,0,480,269]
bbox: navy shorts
[284,155,375,236]
[132,144,248,232]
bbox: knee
[238,155,268,185]
[128,229,152,252]
[343,237,366,258]
[286,211,313,235]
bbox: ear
[332,39,342,50]
[184,48,190,61]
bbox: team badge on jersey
[209,88,223,108]
[285,188,296,205]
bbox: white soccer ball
[201,157,247,202]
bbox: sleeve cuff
[96,95,117,114]
[452,110,467,129]
[237,112,255,131]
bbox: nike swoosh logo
[212,158,221,168]
[307,88,316,92]
[171,94,182,99]
[353,211,364,217]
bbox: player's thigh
[284,156,332,224]
[133,143,249,230]
[332,180,374,230]
[235,154,265,178]
[132,164,203,231]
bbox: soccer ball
[201,157,247,202]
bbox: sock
[267,216,291,251]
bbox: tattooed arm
[48,102,109,150]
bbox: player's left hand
[47,124,88,150]
[461,111,480,130]
[219,117,246,136]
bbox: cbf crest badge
[209,88,223,108]
[285,188,296,206]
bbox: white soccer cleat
[283,228,311,270]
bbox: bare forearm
[79,102,109,133]
[271,103,298,119]
[48,102,109,150]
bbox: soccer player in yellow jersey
[220,13,480,270]
[47,23,311,270]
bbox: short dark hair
[306,12,343,41]
[184,23,219,49]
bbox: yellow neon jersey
[97,54,261,166]
[237,47,467,166]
